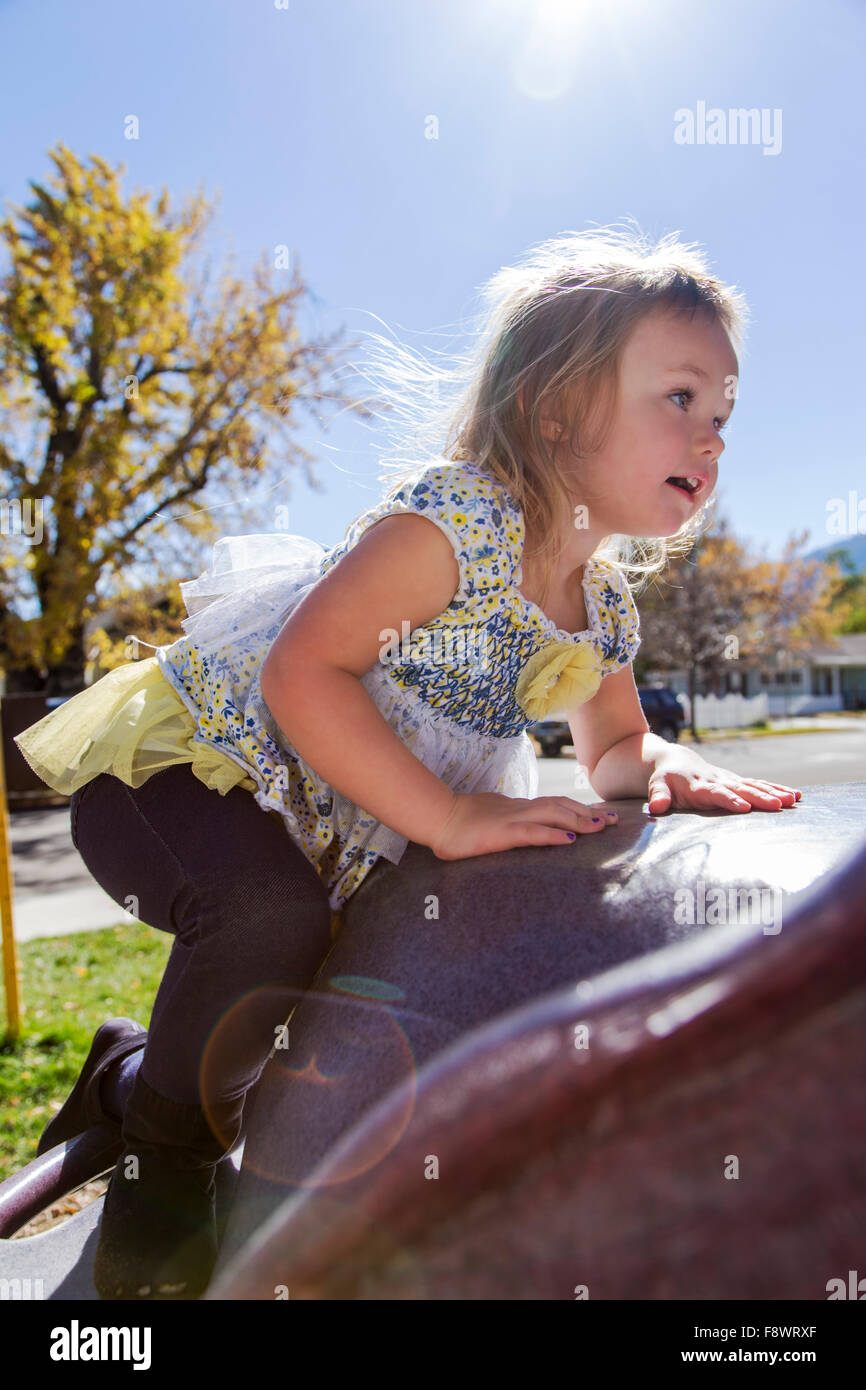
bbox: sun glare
[514,2,589,103]
[474,0,649,103]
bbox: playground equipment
[1,782,864,1299]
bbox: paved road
[5,724,866,940]
[539,725,866,802]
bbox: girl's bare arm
[260,514,463,849]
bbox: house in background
[644,633,866,726]
[781,634,866,713]
[644,536,866,723]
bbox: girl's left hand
[647,747,802,816]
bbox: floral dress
[14,457,641,915]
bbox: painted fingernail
[566,832,577,840]
[605,812,617,819]
[592,817,602,823]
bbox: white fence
[686,692,769,729]
[765,693,845,717]
[680,691,847,726]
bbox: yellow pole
[0,704,22,1042]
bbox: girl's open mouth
[666,476,702,500]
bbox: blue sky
[1,0,864,574]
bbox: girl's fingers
[748,780,800,799]
[644,774,802,817]
[508,822,568,846]
[714,775,800,800]
[731,785,784,806]
[718,788,753,809]
[683,783,752,810]
[509,819,600,847]
[541,813,607,835]
[529,798,616,828]
[729,780,800,806]
[535,797,613,821]
[514,806,609,841]
[691,783,798,811]
[691,771,801,805]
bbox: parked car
[638,687,687,742]
[529,686,685,757]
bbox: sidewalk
[6,804,136,942]
[12,885,137,942]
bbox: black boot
[37,1018,147,1155]
[92,1071,245,1301]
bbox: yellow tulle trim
[11,656,257,799]
[514,639,604,722]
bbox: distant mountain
[804,533,866,573]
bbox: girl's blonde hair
[349,219,750,605]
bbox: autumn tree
[820,546,866,633]
[634,516,841,741]
[0,143,371,693]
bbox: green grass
[0,921,172,1182]
[679,720,861,742]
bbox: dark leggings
[70,763,335,1107]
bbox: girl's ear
[518,385,564,441]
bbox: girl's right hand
[429,792,617,862]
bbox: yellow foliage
[0,142,369,689]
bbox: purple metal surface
[0,1125,121,1238]
[5,784,864,1299]
[209,783,866,1298]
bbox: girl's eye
[670,388,729,433]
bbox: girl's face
[558,307,739,539]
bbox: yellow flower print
[515,639,603,721]
[452,512,469,526]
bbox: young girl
[14,225,801,1300]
